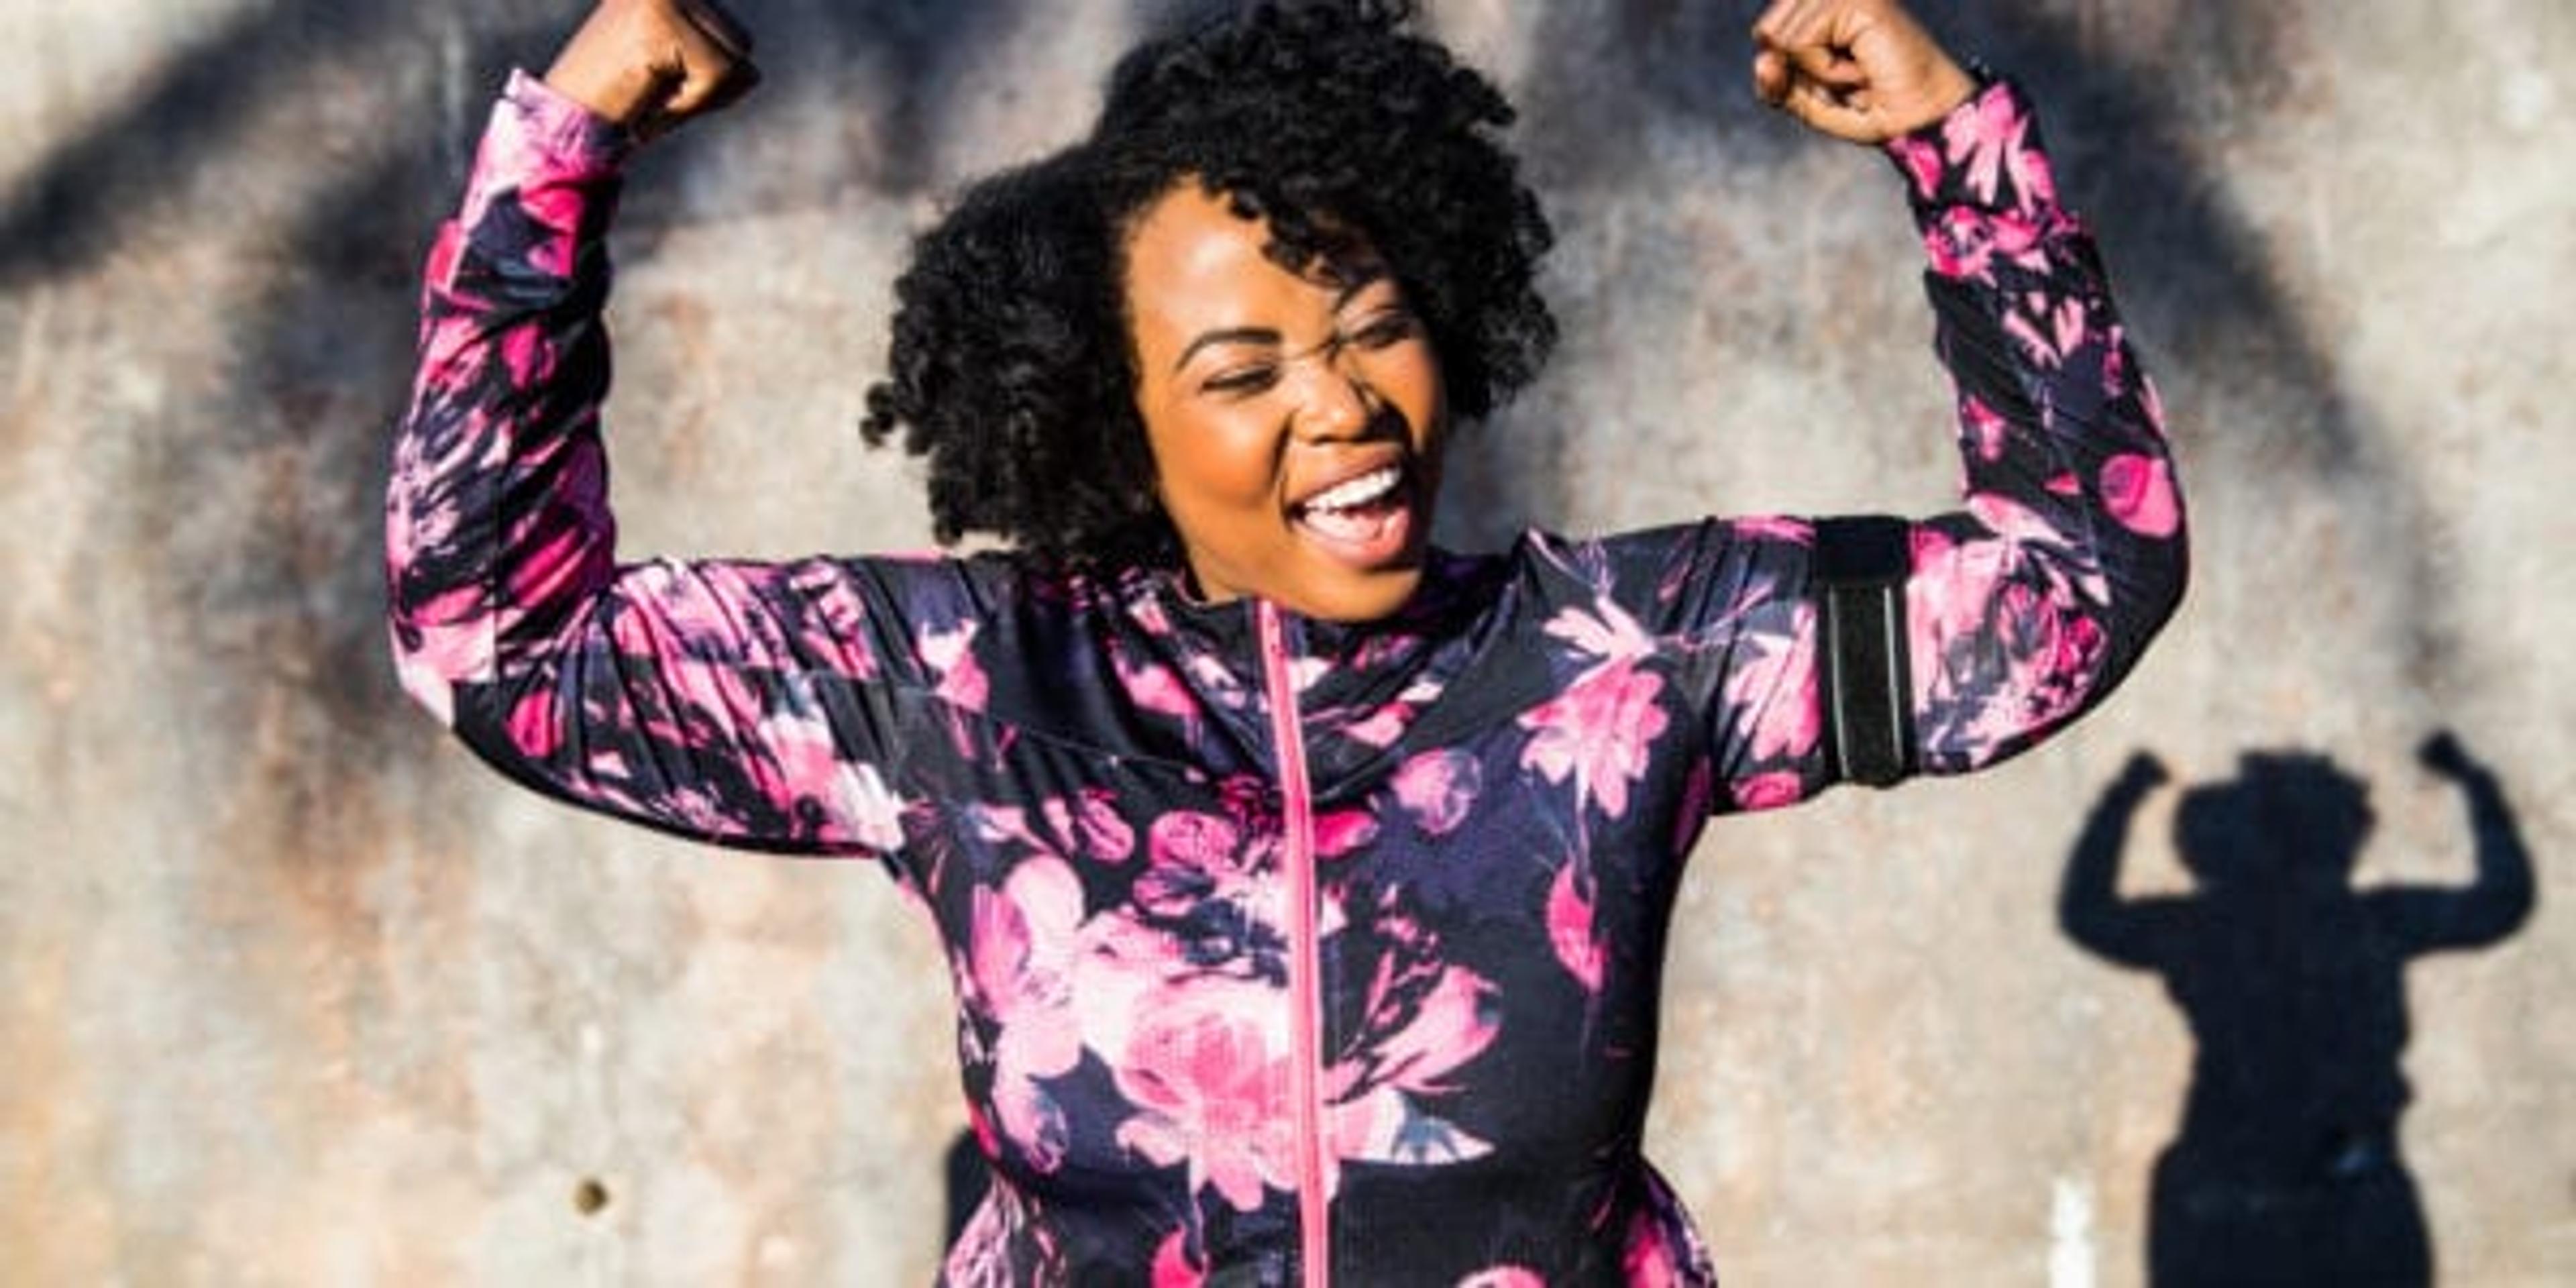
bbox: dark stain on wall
[752,0,1035,193]
[0,0,415,291]
[171,9,580,1091]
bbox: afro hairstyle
[858,0,1556,567]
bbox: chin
[1288,563,1428,624]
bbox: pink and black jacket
[388,71,2185,1287]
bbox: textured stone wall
[2,1,2567,1283]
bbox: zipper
[1256,600,1330,1288]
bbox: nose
[1293,358,1373,443]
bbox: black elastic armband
[1814,516,1916,788]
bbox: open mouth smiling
[1289,455,1421,566]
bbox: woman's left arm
[1880,74,2188,774]
[1750,0,2188,779]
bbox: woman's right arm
[386,4,923,859]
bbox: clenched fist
[543,0,759,140]
[1751,0,1978,143]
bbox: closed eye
[1347,311,1419,349]
[1190,298,1414,396]
[1203,364,1281,395]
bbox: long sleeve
[1886,77,2188,774]
[385,72,928,862]
[1628,77,2186,811]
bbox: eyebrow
[1167,273,1397,376]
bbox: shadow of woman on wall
[2059,735,2534,1287]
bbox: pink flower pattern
[1391,749,1481,836]
[1548,862,1608,994]
[959,857,1087,1172]
[1112,975,1299,1212]
[1519,601,1670,821]
[388,72,2181,1284]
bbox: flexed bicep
[1888,80,2188,773]
[388,65,936,867]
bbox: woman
[387,0,2186,1281]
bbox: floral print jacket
[388,70,2186,1288]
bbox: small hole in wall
[574,1178,611,1217]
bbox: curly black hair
[859,0,1556,566]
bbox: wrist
[1888,58,1980,136]
[543,48,666,127]
[496,70,636,174]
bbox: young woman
[387,0,2186,1281]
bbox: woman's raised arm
[386,2,942,863]
[1875,71,2190,775]
[1685,0,2187,802]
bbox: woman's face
[1123,182,1448,623]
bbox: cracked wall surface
[3,1,2569,1283]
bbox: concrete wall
[2,1,2567,1283]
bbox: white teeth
[1302,466,1401,514]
